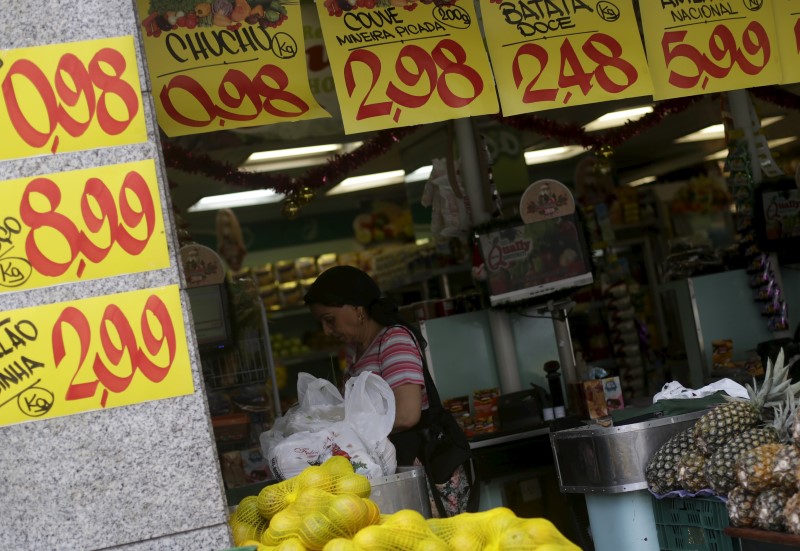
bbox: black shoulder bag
[382,325,480,516]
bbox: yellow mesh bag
[331,510,449,551]
[243,538,308,551]
[262,487,380,550]
[517,518,582,550]
[259,457,372,521]
[231,496,270,545]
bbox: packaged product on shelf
[473,387,499,434]
[254,264,275,287]
[275,260,297,283]
[337,251,361,269]
[279,281,303,307]
[316,252,338,273]
[443,396,472,433]
[259,284,280,309]
[712,339,735,370]
[299,277,316,298]
[295,256,318,279]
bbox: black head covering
[304,265,425,348]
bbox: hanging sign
[0,285,194,427]
[0,36,147,161]
[315,0,498,134]
[0,160,170,293]
[136,0,330,137]
[641,0,781,100]
[479,0,652,116]
[775,0,800,85]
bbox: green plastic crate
[652,497,735,551]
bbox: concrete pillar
[0,1,231,549]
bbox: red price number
[343,38,484,123]
[1,48,140,154]
[159,64,310,128]
[661,21,770,89]
[19,170,156,278]
[52,295,177,408]
[511,32,638,105]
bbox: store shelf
[725,527,800,550]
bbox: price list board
[0,36,147,160]
[0,160,170,293]
[480,0,653,116]
[0,285,194,427]
[315,0,498,134]
[641,0,782,100]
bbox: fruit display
[229,457,581,550]
[645,349,800,537]
[142,0,288,37]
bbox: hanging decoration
[162,125,420,196]
[162,86,800,199]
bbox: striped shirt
[346,326,429,410]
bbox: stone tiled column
[0,1,232,549]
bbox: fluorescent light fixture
[703,136,798,161]
[626,176,657,187]
[676,116,783,143]
[247,144,341,162]
[583,106,654,132]
[241,141,363,173]
[187,189,283,212]
[405,165,432,183]
[524,145,584,165]
[326,170,406,196]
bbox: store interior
[161,13,800,545]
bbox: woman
[303,265,475,517]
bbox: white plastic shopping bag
[260,372,397,480]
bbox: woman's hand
[391,383,423,431]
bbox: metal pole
[453,118,523,393]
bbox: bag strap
[380,324,479,517]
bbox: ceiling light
[703,136,798,161]
[187,189,283,212]
[405,165,432,183]
[326,170,406,196]
[626,176,657,187]
[583,106,654,132]
[524,145,584,165]
[241,141,363,173]
[676,116,783,143]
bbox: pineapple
[728,485,758,528]
[756,486,792,532]
[645,427,697,495]
[785,491,800,534]
[735,392,799,493]
[706,428,780,495]
[676,451,707,493]
[773,444,800,490]
[736,443,785,493]
[693,350,797,455]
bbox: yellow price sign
[0,160,170,293]
[480,0,652,116]
[136,0,330,137]
[0,286,194,427]
[641,0,781,100]
[775,0,800,85]
[315,0,498,134]
[0,36,147,161]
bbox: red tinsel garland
[162,86,800,196]
[162,125,420,197]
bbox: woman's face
[310,303,362,344]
